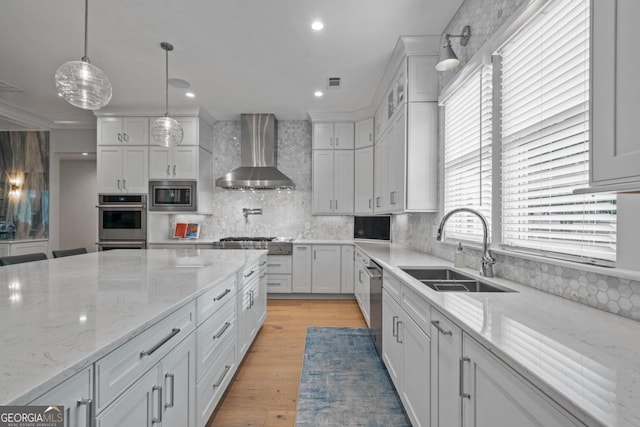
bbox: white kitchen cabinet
[374,131,390,212]
[311,245,341,293]
[354,250,370,326]
[0,240,48,257]
[312,122,354,149]
[589,0,640,190]
[382,289,403,390]
[30,367,93,427]
[196,338,236,427]
[340,245,354,294]
[355,146,374,214]
[407,56,438,102]
[292,244,312,293]
[149,145,198,179]
[355,118,374,149]
[461,336,581,427]
[149,116,198,146]
[98,117,149,146]
[237,257,267,358]
[312,149,354,215]
[97,146,148,193]
[430,308,463,427]
[266,255,292,294]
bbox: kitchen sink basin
[399,268,516,293]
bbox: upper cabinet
[355,118,375,214]
[589,0,640,191]
[148,116,198,146]
[312,150,354,215]
[355,118,374,149]
[312,122,355,150]
[98,117,149,145]
[407,56,438,102]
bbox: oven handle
[96,204,146,209]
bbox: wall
[172,120,353,240]
[392,0,640,322]
[49,129,96,255]
[59,159,97,252]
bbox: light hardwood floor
[207,299,367,427]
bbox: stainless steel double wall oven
[96,194,147,250]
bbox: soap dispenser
[454,242,465,268]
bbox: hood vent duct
[215,114,295,190]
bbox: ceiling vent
[0,81,24,93]
[326,77,342,89]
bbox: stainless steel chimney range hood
[215,114,295,190]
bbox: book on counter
[173,223,200,239]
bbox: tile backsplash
[172,120,352,241]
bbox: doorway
[59,158,97,252]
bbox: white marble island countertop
[357,241,640,427]
[0,248,265,405]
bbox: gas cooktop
[213,237,293,254]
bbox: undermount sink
[399,268,516,293]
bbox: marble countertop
[292,239,353,244]
[356,241,640,427]
[148,239,216,245]
[0,238,49,243]
[0,248,266,405]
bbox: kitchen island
[0,248,266,416]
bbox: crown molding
[0,100,53,130]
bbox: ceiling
[0,0,462,126]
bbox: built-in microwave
[354,216,391,241]
[149,180,197,212]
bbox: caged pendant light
[54,0,112,110]
[151,42,183,147]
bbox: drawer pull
[76,398,92,427]
[214,289,231,301]
[259,261,267,266]
[249,290,254,309]
[244,269,255,278]
[152,385,163,424]
[460,357,471,399]
[392,315,398,337]
[164,373,175,408]
[396,320,403,344]
[431,320,452,336]
[140,328,181,357]
[213,365,232,388]
[268,263,282,267]
[213,322,232,339]
[259,273,266,279]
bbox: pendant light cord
[82,0,89,62]
[165,46,169,117]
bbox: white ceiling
[0,0,462,125]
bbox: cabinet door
[382,290,403,391]
[177,117,198,146]
[149,146,172,179]
[431,310,462,427]
[333,122,355,149]
[374,135,389,212]
[237,278,252,358]
[462,337,580,427]
[31,367,93,427]
[292,245,312,292]
[122,117,148,145]
[162,334,196,427]
[95,365,159,427]
[312,123,334,149]
[333,150,354,214]
[172,146,198,179]
[591,0,640,187]
[340,245,354,294]
[311,245,341,293]
[355,118,374,149]
[122,147,148,193]
[312,150,334,214]
[355,146,374,213]
[407,56,438,102]
[97,147,123,193]
[98,118,124,145]
[402,313,430,427]
[389,110,406,213]
[255,265,267,326]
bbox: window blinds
[499,0,616,262]
[443,66,493,243]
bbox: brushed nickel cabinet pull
[151,385,163,423]
[76,398,92,427]
[392,315,398,337]
[214,289,231,301]
[164,373,175,408]
[166,165,170,175]
[460,357,471,399]
[431,320,452,336]
[117,133,122,142]
[140,328,181,357]
[396,320,403,343]
[213,322,231,339]
[214,365,232,388]
[123,133,129,142]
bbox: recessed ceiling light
[81,152,88,156]
[168,78,190,89]
[311,21,324,31]
[185,92,195,98]
[314,91,323,97]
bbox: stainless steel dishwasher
[367,260,383,357]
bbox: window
[498,0,616,262]
[442,66,492,243]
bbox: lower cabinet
[340,245,355,294]
[461,336,581,427]
[382,289,430,427]
[311,245,342,293]
[237,258,267,359]
[30,367,93,427]
[96,333,196,427]
[196,338,237,427]
[266,255,293,294]
[354,257,370,326]
[292,244,312,292]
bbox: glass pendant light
[55,0,112,110]
[151,42,183,147]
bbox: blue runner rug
[295,327,411,427]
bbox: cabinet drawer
[266,274,292,293]
[267,255,292,274]
[402,285,431,337]
[242,260,260,282]
[383,272,402,302]
[95,301,196,414]
[196,338,237,427]
[196,298,236,381]
[197,273,237,325]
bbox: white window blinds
[443,66,493,243]
[499,0,616,262]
